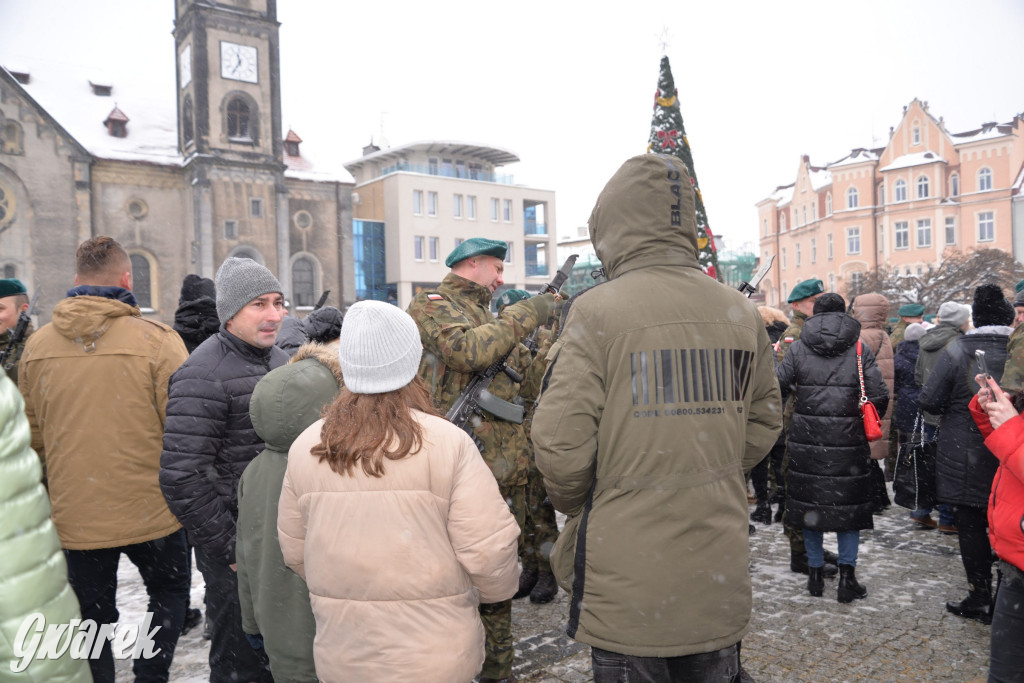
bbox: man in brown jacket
[534,154,782,681]
[19,236,189,683]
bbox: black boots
[514,567,538,600]
[807,566,824,597]
[750,501,772,525]
[791,551,838,578]
[530,573,558,604]
[945,590,993,625]
[837,564,867,603]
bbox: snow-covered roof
[878,151,948,173]
[809,168,832,191]
[344,140,520,170]
[767,184,794,205]
[828,148,880,169]
[952,122,1013,145]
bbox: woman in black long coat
[776,293,889,602]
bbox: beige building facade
[757,99,1024,308]
[345,142,557,309]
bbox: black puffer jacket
[919,326,1012,507]
[776,311,889,532]
[173,297,220,354]
[160,330,289,564]
[892,340,921,434]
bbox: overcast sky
[3,0,1023,252]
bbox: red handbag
[857,340,884,443]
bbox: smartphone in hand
[975,349,991,379]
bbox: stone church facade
[0,0,354,325]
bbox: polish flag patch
[427,294,444,301]
[784,337,795,343]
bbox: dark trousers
[990,561,1024,682]
[194,545,273,683]
[954,505,994,596]
[65,529,190,683]
[591,644,739,683]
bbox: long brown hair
[311,376,438,477]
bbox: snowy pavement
[112,490,991,682]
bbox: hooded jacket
[532,154,782,657]
[19,295,187,549]
[173,296,220,354]
[776,312,889,532]
[915,322,963,426]
[160,329,289,564]
[278,410,521,682]
[969,397,1024,572]
[852,293,895,461]
[237,343,342,682]
[0,370,92,683]
[919,326,1012,507]
[893,339,922,434]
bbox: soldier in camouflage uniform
[775,279,839,576]
[0,278,33,386]
[1000,282,1024,392]
[889,303,925,352]
[407,239,554,683]
[498,290,561,605]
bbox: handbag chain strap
[856,340,868,406]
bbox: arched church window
[2,120,24,155]
[292,257,315,307]
[0,180,15,230]
[129,253,152,309]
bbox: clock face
[220,41,258,84]
[180,44,192,88]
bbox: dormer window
[90,81,113,97]
[284,129,302,157]
[103,106,129,138]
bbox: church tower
[172,0,291,293]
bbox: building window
[456,160,467,178]
[826,193,832,215]
[828,274,835,292]
[292,256,316,307]
[978,211,994,242]
[454,237,463,248]
[827,233,833,260]
[811,238,817,264]
[895,179,907,202]
[894,221,909,249]
[878,225,884,252]
[916,218,932,247]
[850,271,863,292]
[413,235,424,260]
[916,176,930,199]
[503,199,512,222]
[428,157,439,175]
[846,187,859,209]
[978,167,992,192]
[250,198,263,218]
[453,194,463,218]
[950,174,959,197]
[782,283,788,304]
[442,158,454,176]
[847,227,861,254]
[413,190,423,215]
[945,216,956,245]
[781,248,786,270]
[802,207,807,226]
[129,253,152,309]
[2,264,14,278]
[427,191,437,217]
[490,198,499,221]
[126,198,148,220]
[780,213,787,232]
[878,183,885,206]
[181,97,194,147]
[429,236,439,262]
[467,196,476,220]
[1,120,25,155]
[224,219,238,239]
[353,220,387,301]
[795,243,801,267]
[293,210,313,230]
[912,126,921,145]
[505,242,513,264]
[226,97,251,139]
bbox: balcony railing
[378,162,514,185]
[525,263,549,277]
[524,219,547,235]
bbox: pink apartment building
[757,98,1024,309]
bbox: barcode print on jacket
[630,349,754,406]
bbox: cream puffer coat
[278,409,520,683]
[851,293,895,461]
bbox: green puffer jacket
[533,154,782,658]
[0,369,92,682]
[237,343,343,682]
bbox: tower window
[227,98,251,139]
[182,97,194,147]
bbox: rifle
[523,253,577,355]
[737,254,774,298]
[312,290,330,310]
[445,254,579,451]
[1,289,40,372]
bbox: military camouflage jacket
[0,324,33,386]
[1002,323,1024,392]
[889,320,908,351]
[407,273,543,486]
[775,311,807,363]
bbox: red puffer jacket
[969,396,1024,571]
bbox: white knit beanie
[338,301,423,394]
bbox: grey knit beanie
[214,257,284,323]
[904,323,927,343]
[1014,289,1024,308]
[937,301,970,328]
[338,300,423,394]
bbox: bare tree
[847,248,1024,315]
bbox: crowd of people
[0,152,1021,682]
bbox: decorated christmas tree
[648,55,721,280]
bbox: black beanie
[305,306,344,344]
[813,292,846,315]
[179,274,216,305]
[972,283,1014,328]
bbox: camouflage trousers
[520,463,559,575]
[480,483,526,680]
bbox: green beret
[1015,279,1024,294]
[497,289,530,311]
[923,313,937,323]
[0,278,27,298]
[787,278,824,303]
[445,237,508,268]
[898,303,925,317]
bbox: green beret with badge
[787,278,824,303]
[497,289,530,312]
[0,278,27,298]
[444,237,508,268]
[897,303,925,317]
